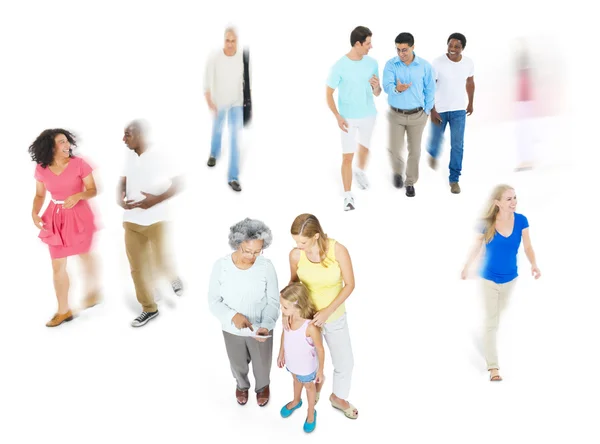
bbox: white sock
[344,191,353,199]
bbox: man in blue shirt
[383,32,435,197]
[327,26,381,211]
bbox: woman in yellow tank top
[286,213,358,420]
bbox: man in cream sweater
[204,26,251,192]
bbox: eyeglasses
[396,47,410,54]
[241,248,262,257]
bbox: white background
[1,0,598,443]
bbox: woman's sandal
[489,370,503,382]
[330,397,358,419]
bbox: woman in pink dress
[28,129,101,327]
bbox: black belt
[391,106,423,115]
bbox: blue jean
[287,367,317,383]
[211,106,243,182]
[426,110,466,183]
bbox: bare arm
[323,242,355,313]
[326,86,341,119]
[462,233,485,277]
[288,248,301,285]
[79,173,97,200]
[466,76,475,114]
[32,180,46,217]
[522,228,540,277]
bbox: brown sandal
[236,388,249,405]
[257,385,270,407]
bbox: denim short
[287,368,317,383]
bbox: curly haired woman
[29,128,101,327]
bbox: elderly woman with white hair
[208,218,280,407]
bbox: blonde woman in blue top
[461,184,541,381]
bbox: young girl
[278,282,325,433]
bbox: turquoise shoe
[280,400,303,418]
[303,410,317,433]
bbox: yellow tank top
[297,238,345,323]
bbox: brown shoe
[46,310,74,327]
[257,385,270,407]
[450,182,461,194]
[81,292,101,310]
[428,156,438,170]
[236,388,249,405]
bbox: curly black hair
[28,128,77,168]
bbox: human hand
[369,74,380,90]
[232,313,254,331]
[315,371,324,384]
[253,327,270,342]
[118,191,137,210]
[531,265,541,279]
[460,266,469,280]
[32,213,44,230]
[466,103,473,116]
[132,192,161,209]
[63,193,81,209]
[431,109,442,125]
[209,102,217,116]
[396,80,412,92]
[277,351,285,368]
[336,115,348,133]
[310,308,331,328]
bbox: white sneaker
[354,169,369,190]
[344,196,355,211]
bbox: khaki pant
[388,108,428,186]
[481,278,517,370]
[124,221,175,312]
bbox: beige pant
[388,108,428,186]
[481,278,517,370]
[124,221,175,312]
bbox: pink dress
[34,156,97,259]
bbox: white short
[340,116,376,154]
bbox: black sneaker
[171,277,183,296]
[393,174,404,189]
[131,310,159,327]
[207,156,216,167]
[229,181,242,192]
[405,185,415,197]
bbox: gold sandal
[330,397,358,419]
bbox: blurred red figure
[28,129,101,327]
[514,42,535,171]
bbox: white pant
[341,116,376,154]
[322,313,354,399]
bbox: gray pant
[388,108,428,186]
[222,330,273,392]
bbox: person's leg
[209,109,226,161]
[341,153,354,192]
[354,116,376,189]
[227,106,243,183]
[322,314,357,418]
[284,375,303,411]
[387,110,407,187]
[404,110,428,189]
[426,112,448,169]
[124,222,156,313]
[78,251,101,308]
[304,379,317,425]
[147,221,182,295]
[246,335,273,405]
[340,120,358,192]
[448,110,467,186]
[46,257,73,327]
[222,331,252,404]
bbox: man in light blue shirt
[383,32,435,197]
[326,26,382,212]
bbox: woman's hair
[28,128,77,168]
[481,184,514,244]
[228,218,273,250]
[280,282,317,320]
[290,213,331,267]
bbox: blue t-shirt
[326,55,379,119]
[480,213,529,284]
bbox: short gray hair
[228,218,273,250]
